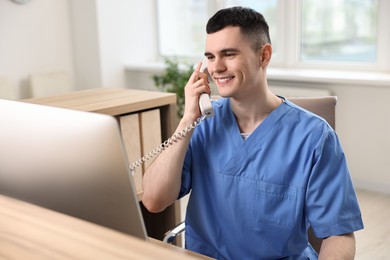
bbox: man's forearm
[141,118,195,213]
[318,233,356,260]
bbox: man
[142,6,363,259]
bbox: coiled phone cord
[129,115,207,175]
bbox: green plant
[152,58,194,118]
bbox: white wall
[0,0,156,96]
[335,85,390,194]
[68,0,157,90]
[0,0,74,99]
[96,0,157,88]
[68,0,101,90]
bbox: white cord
[129,115,207,175]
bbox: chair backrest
[288,96,337,130]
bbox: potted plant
[152,58,194,118]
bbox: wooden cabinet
[120,113,143,199]
[23,88,179,240]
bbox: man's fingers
[189,62,203,83]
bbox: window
[156,0,208,58]
[300,0,378,63]
[156,0,387,71]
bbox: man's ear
[260,44,272,66]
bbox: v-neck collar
[217,98,290,176]
[222,98,290,148]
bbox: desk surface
[0,195,211,259]
[23,87,177,116]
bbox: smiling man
[142,6,363,259]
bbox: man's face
[204,26,262,98]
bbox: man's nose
[211,58,227,74]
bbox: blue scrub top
[179,97,363,259]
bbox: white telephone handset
[199,93,214,118]
[198,59,214,118]
[129,58,214,172]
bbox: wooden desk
[0,195,211,259]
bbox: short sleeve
[305,129,364,238]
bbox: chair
[163,96,338,254]
[288,96,337,130]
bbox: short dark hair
[206,6,271,51]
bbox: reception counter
[0,194,211,259]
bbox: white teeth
[217,77,232,84]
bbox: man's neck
[230,90,283,133]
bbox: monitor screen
[0,99,147,240]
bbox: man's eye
[225,53,236,58]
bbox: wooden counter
[0,195,211,259]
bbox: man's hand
[182,61,210,123]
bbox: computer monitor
[0,99,148,240]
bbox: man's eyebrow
[204,48,240,56]
[220,48,239,53]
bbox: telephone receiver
[198,58,214,118]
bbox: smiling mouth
[215,76,234,85]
